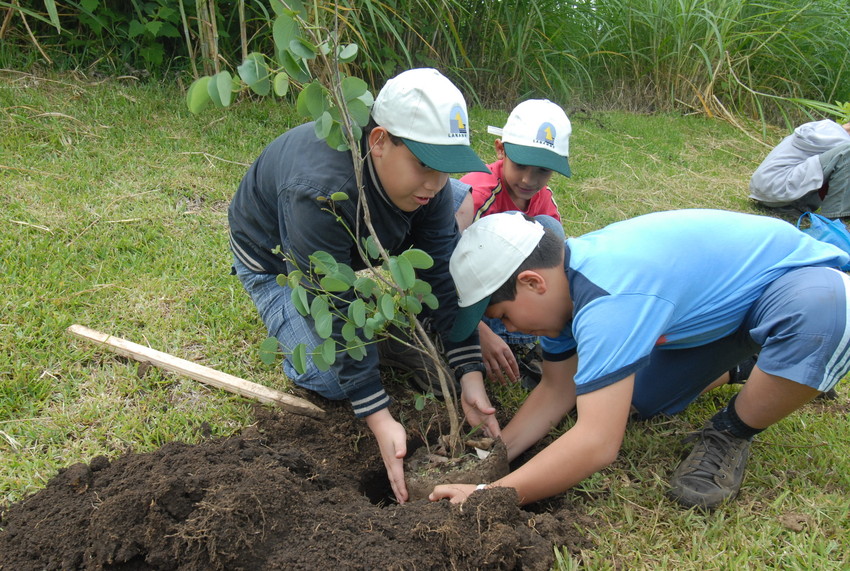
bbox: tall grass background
[2,0,848,126]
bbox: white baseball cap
[488,99,571,177]
[372,68,489,174]
[449,212,545,341]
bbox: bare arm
[496,375,634,504]
[431,363,635,505]
[501,356,579,461]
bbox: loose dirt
[0,384,596,570]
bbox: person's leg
[232,256,346,400]
[669,266,850,509]
[817,142,850,218]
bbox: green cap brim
[449,296,491,343]
[402,138,490,174]
[503,142,571,177]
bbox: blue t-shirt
[541,209,850,395]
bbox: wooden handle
[67,324,325,419]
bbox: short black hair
[489,222,565,305]
[365,118,403,146]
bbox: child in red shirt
[453,99,572,387]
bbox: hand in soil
[366,408,409,503]
[460,378,501,437]
[429,482,481,504]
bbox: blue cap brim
[449,296,491,343]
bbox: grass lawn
[1,69,848,569]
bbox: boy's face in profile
[369,126,450,212]
[495,140,554,208]
[483,270,572,338]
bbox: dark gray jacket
[228,122,481,416]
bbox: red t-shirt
[459,159,561,223]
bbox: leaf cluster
[260,244,436,376]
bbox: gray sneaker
[668,422,751,510]
[377,333,458,399]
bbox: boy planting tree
[432,210,849,509]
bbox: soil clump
[0,385,595,570]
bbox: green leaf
[330,192,349,201]
[280,48,311,83]
[310,295,329,320]
[403,295,422,314]
[237,53,271,96]
[313,338,336,371]
[259,337,279,365]
[341,321,357,342]
[207,70,233,108]
[308,250,338,275]
[272,14,300,53]
[312,349,331,371]
[356,91,375,108]
[362,236,380,260]
[414,394,426,411]
[286,270,304,289]
[401,248,434,269]
[314,311,333,339]
[347,339,367,361]
[296,81,327,120]
[291,285,309,316]
[353,276,377,298]
[411,279,432,296]
[320,338,336,366]
[44,0,60,31]
[348,299,367,327]
[346,98,371,128]
[290,344,307,374]
[325,123,349,151]
[314,111,333,140]
[320,274,349,292]
[341,76,368,101]
[379,293,395,321]
[422,292,439,310]
[273,72,290,97]
[289,38,318,60]
[388,256,415,290]
[337,43,358,63]
[186,76,212,114]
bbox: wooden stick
[67,324,325,419]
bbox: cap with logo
[448,212,546,342]
[487,99,571,177]
[372,68,489,174]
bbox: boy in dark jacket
[229,68,498,504]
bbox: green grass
[2,71,849,569]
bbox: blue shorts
[632,266,850,417]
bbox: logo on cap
[534,122,557,148]
[449,105,469,139]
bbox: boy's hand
[429,483,479,504]
[478,322,520,384]
[460,373,501,437]
[365,408,409,504]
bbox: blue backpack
[796,212,850,271]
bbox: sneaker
[668,422,751,510]
[510,342,542,390]
[377,331,458,399]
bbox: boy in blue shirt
[433,209,849,509]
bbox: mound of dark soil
[0,389,595,570]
